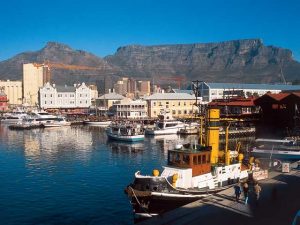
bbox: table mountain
[0,39,299,86]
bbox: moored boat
[106,122,144,142]
[145,111,187,135]
[84,120,112,127]
[43,117,71,127]
[125,108,250,218]
[251,138,300,160]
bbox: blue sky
[0,0,300,61]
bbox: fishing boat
[125,109,249,218]
[106,122,144,142]
[145,111,187,135]
[251,138,300,160]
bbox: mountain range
[0,39,299,87]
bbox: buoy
[238,153,244,163]
[172,173,178,187]
[153,169,159,177]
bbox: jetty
[138,161,300,225]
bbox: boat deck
[138,161,300,225]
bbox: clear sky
[1,0,300,61]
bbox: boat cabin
[167,145,212,176]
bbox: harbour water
[0,125,254,225]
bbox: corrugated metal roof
[97,93,125,100]
[146,93,195,100]
[55,85,76,92]
[172,89,194,94]
[206,82,300,91]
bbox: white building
[111,98,147,118]
[39,82,92,109]
[198,82,300,103]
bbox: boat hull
[84,121,111,127]
[106,132,144,142]
[251,149,300,160]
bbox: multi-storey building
[0,80,23,105]
[23,63,49,106]
[111,98,147,118]
[137,80,151,97]
[198,82,300,103]
[96,92,125,115]
[146,93,198,118]
[39,82,91,109]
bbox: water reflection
[107,140,144,154]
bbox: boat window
[166,123,177,127]
[198,155,202,164]
[182,154,190,165]
[157,123,164,129]
[193,156,197,165]
[207,154,210,163]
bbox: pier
[138,162,300,225]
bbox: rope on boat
[129,186,152,215]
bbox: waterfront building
[145,93,198,118]
[0,90,8,111]
[0,80,23,105]
[39,82,92,109]
[23,63,50,106]
[208,97,259,118]
[197,82,300,103]
[89,84,98,100]
[254,92,300,136]
[96,92,125,115]
[111,98,147,118]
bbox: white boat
[43,117,71,127]
[84,120,112,127]
[125,108,250,217]
[1,111,28,124]
[106,123,144,142]
[145,111,187,135]
[251,138,300,160]
[29,110,60,125]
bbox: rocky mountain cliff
[0,42,118,85]
[0,39,300,86]
[105,39,300,84]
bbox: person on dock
[243,182,249,204]
[234,183,242,202]
[254,183,262,205]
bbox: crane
[33,61,114,83]
[155,76,186,89]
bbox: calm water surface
[0,125,255,225]
[0,125,204,225]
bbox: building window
[44,94,46,97]
[172,110,176,114]
[153,102,156,106]
[184,110,187,114]
[178,102,180,106]
[184,102,186,106]
[178,110,181,114]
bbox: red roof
[265,93,290,101]
[208,97,256,107]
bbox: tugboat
[125,108,249,218]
